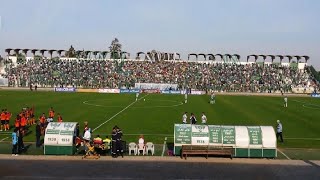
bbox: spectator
[12,128,19,156]
[276,120,283,143]
[35,121,41,148]
[93,135,103,145]
[190,113,197,124]
[83,128,91,141]
[18,127,25,153]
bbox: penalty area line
[92,94,149,132]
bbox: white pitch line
[0,137,9,142]
[277,148,291,160]
[285,138,320,141]
[92,94,149,132]
[2,176,134,180]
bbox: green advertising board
[174,124,192,145]
[247,127,262,145]
[208,125,222,144]
[222,126,236,145]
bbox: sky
[0,0,319,69]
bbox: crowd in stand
[2,58,314,92]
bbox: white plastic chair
[146,142,155,155]
[128,142,137,155]
[137,143,146,155]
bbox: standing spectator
[111,127,117,158]
[48,107,55,122]
[75,124,80,138]
[18,127,25,153]
[35,121,41,148]
[115,126,124,158]
[83,121,89,136]
[182,112,187,124]
[201,112,207,124]
[57,113,63,122]
[83,128,91,141]
[12,128,19,156]
[190,113,197,124]
[276,120,283,143]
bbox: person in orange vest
[20,113,27,131]
[14,115,21,131]
[26,108,31,126]
[57,113,63,122]
[5,110,11,131]
[0,109,6,131]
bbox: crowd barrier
[161,90,182,94]
[141,89,161,94]
[77,89,98,93]
[53,87,207,95]
[98,89,120,93]
[120,89,140,93]
[54,87,76,92]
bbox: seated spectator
[93,135,103,145]
[103,136,111,150]
[138,134,145,145]
[138,135,145,155]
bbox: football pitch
[0,90,320,158]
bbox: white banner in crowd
[0,78,8,86]
[135,83,178,90]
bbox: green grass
[0,90,320,149]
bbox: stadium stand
[1,57,314,93]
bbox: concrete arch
[215,54,224,61]
[136,52,145,60]
[284,55,293,63]
[294,55,301,63]
[188,53,198,61]
[207,54,215,61]
[302,55,309,63]
[276,55,284,63]
[198,53,206,61]
[247,55,258,62]
[267,55,276,63]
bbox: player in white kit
[182,112,187,124]
[184,92,188,104]
[210,92,215,104]
[283,96,288,107]
[201,112,207,124]
[136,92,139,101]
